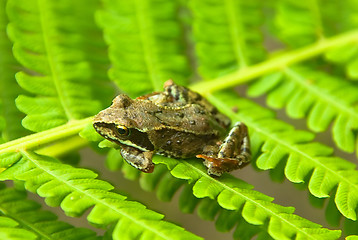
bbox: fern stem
[0,118,92,154]
[190,29,358,95]
[36,135,89,158]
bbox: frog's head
[93,94,155,152]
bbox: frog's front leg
[197,122,251,176]
[120,145,155,173]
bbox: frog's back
[149,127,218,158]
[148,103,224,158]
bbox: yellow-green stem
[0,117,92,154]
[190,29,358,95]
[36,135,89,158]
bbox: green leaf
[209,91,358,221]
[0,0,29,141]
[103,149,268,239]
[190,0,265,79]
[6,0,108,132]
[153,154,341,240]
[0,184,98,240]
[96,0,190,97]
[0,151,201,240]
[0,216,37,240]
[248,67,358,154]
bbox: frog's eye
[116,125,130,136]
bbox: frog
[93,80,251,176]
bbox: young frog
[93,80,250,176]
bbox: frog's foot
[120,146,155,173]
[197,155,250,176]
[197,122,251,176]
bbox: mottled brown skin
[93,80,250,176]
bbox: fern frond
[6,0,106,132]
[208,91,358,221]
[247,67,358,154]
[0,151,201,240]
[104,149,285,239]
[101,145,340,240]
[274,0,325,47]
[0,0,28,141]
[0,184,99,240]
[346,235,358,240]
[190,0,265,79]
[96,0,190,97]
[273,0,358,79]
[0,216,37,240]
[154,156,341,239]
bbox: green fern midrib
[180,161,323,240]
[21,150,179,240]
[134,0,162,92]
[37,0,76,121]
[209,94,358,219]
[0,117,92,154]
[308,0,325,40]
[190,29,358,95]
[0,188,53,240]
[284,68,358,121]
[225,0,248,68]
[0,205,52,240]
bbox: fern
[274,0,358,79]
[1,0,358,239]
[102,148,340,240]
[0,0,28,141]
[96,0,190,96]
[0,151,201,240]
[6,0,106,132]
[105,149,271,239]
[247,66,358,154]
[0,183,99,240]
[190,0,265,79]
[208,91,358,221]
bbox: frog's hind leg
[197,122,251,176]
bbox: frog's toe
[142,162,155,173]
[197,154,248,177]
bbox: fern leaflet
[105,149,277,239]
[6,0,106,132]
[96,0,190,97]
[154,156,340,239]
[273,0,358,79]
[94,143,341,240]
[248,66,358,154]
[0,151,201,240]
[190,0,265,79]
[208,91,358,221]
[0,0,28,141]
[0,183,99,240]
